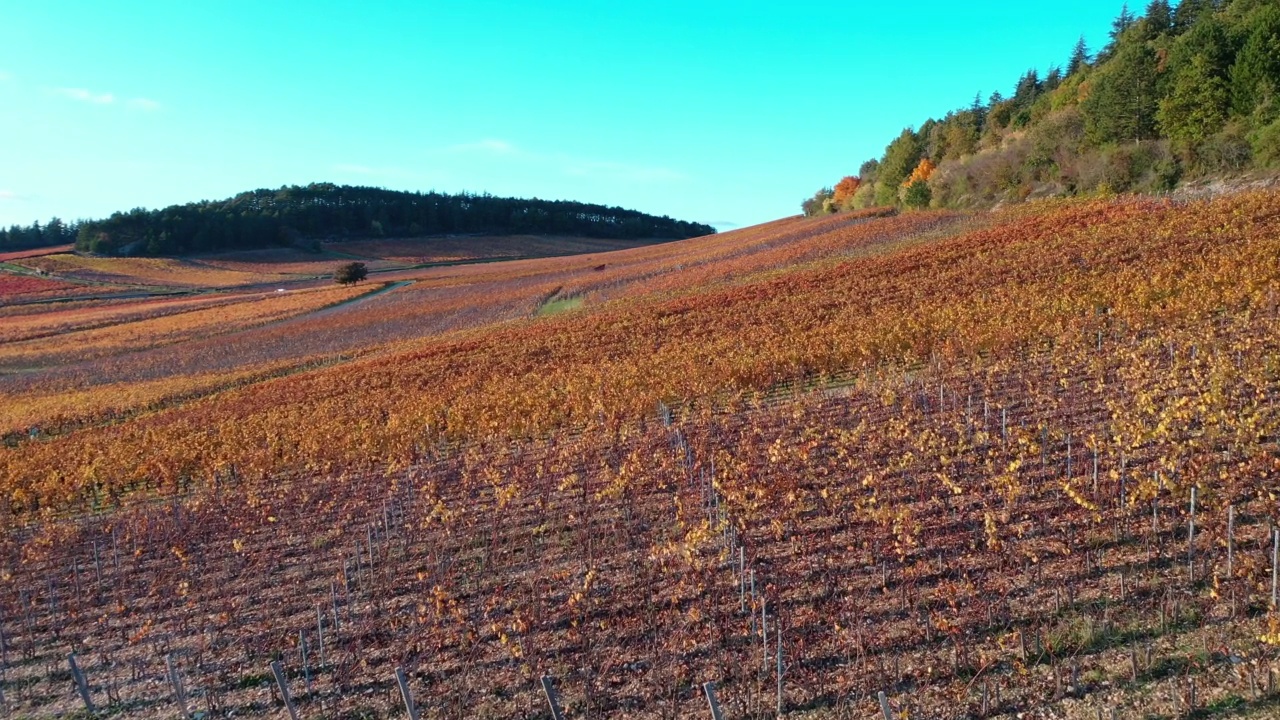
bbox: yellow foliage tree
[904,158,937,186]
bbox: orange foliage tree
[905,158,937,187]
[832,176,861,204]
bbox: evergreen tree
[970,92,987,131]
[903,179,932,209]
[1138,0,1173,40]
[1013,69,1042,108]
[1044,66,1063,93]
[1068,36,1091,75]
[875,129,923,205]
[1158,52,1230,147]
[1103,2,1139,57]
[1082,41,1161,143]
[1228,8,1280,118]
[1172,0,1214,35]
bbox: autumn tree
[334,261,369,285]
[904,158,937,186]
[832,176,861,205]
[901,158,936,209]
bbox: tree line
[803,0,1280,215]
[69,184,715,256]
[0,218,79,253]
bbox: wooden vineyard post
[270,660,299,720]
[1227,505,1235,576]
[776,618,784,716]
[878,690,893,720]
[1188,486,1197,582]
[0,608,7,670]
[761,598,769,674]
[541,675,566,720]
[299,630,311,694]
[395,667,421,720]
[317,606,326,667]
[331,581,341,632]
[1272,528,1279,610]
[67,654,94,714]
[702,681,725,720]
[1066,433,1072,479]
[166,653,192,720]
[1092,448,1099,496]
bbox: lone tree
[334,261,368,285]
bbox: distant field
[187,246,402,276]
[327,234,658,263]
[0,271,100,303]
[0,244,76,262]
[0,284,371,371]
[0,292,246,344]
[13,254,289,288]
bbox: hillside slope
[3,194,1280,717]
[806,0,1280,213]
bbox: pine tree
[1108,3,1138,51]
[875,129,924,205]
[1139,0,1173,40]
[1172,0,1213,35]
[1158,52,1230,147]
[1013,69,1042,108]
[1082,41,1161,143]
[1229,9,1280,118]
[1068,36,1091,75]
[970,92,987,128]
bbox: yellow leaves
[1061,479,1099,514]
[904,158,937,187]
[1260,615,1280,646]
[557,473,580,493]
[984,511,1001,551]
[231,538,245,553]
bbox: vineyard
[3,193,1280,717]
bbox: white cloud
[0,190,19,201]
[128,97,161,111]
[53,87,116,104]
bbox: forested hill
[72,184,716,256]
[803,0,1280,214]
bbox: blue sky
[0,1,1124,231]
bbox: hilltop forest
[20,184,715,257]
[804,0,1280,214]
